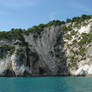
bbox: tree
[81,14,88,20]
[66,18,72,23]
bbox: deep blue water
[0,77,92,92]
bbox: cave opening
[39,67,46,74]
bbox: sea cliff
[0,15,92,76]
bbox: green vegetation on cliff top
[0,14,91,41]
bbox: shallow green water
[0,77,92,92]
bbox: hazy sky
[0,0,92,31]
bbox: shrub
[0,28,25,41]
[64,34,72,40]
[72,40,77,44]
[66,18,72,23]
[47,20,62,26]
[78,47,85,55]
[0,45,15,53]
[81,14,89,20]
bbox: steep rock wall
[0,16,92,76]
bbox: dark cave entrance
[39,67,46,74]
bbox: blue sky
[0,0,92,31]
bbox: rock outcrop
[0,15,92,76]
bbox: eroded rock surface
[0,15,92,76]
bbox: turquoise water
[0,77,92,92]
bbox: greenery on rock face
[61,15,92,68]
[27,24,45,33]
[64,34,72,40]
[67,30,92,68]
[16,47,26,64]
[0,14,91,39]
[71,30,77,35]
[63,30,77,40]
[72,14,92,23]
[68,62,76,68]
[46,20,65,26]
[25,20,65,36]
[0,45,15,59]
[66,18,72,23]
[79,31,92,46]
[0,45,15,54]
[15,40,39,64]
[0,28,25,41]
[72,40,77,44]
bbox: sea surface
[0,77,92,92]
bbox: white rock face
[0,57,10,76]
[70,56,92,76]
[75,64,89,75]
[0,47,31,76]
[11,53,26,76]
[75,64,92,76]
[78,24,91,34]
[24,26,63,74]
[73,21,92,34]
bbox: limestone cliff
[0,15,92,76]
